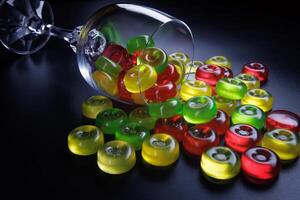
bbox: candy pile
[67,35,300,184]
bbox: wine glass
[0,0,194,105]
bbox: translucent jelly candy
[266,110,300,133]
[157,63,180,84]
[92,70,118,96]
[68,125,104,156]
[129,107,156,130]
[126,35,154,54]
[81,95,113,119]
[235,73,260,90]
[241,89,273,112]
[195,64,225,86]
[213,95,238,115]
[216,78,247,100]
[169,52,190,66]
[138,47,168,73]
[95,56,122,79]
[205,56,232,69]
[185,60,204,74]
[145,81,177,102]
[148,97,183,118]
[242,62,269,84]
[222,66,233,78]
[117,71,132,101]
[180,80,212,101]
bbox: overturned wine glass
[0,0,194,105]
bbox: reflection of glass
[0,0,194,105]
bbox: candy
[183,126,220,156]
[115,122,150,150]
[117,71,132,101]
[261,129,300,161]
[231,105,266,130]
[129,107,156,130]
[95,56,122,78]
[216,78,247,100]
[142,133,179,166]
[180,80,212,101]
[131,50,142,65]
[148,97,183,118]
[96,108,128,134]
[235,73,260,90]
[195,64,225,86]
[241,89,273,112]
[222,66,233,78]
[154,115,188,142]
[266,110,300,133]
[68,125,104,156]
[185,60,204,74]
[201,146,241,180]
[157,63,180,84]
[92,70,118,96]
[183,96,217,124]
[126,35,154,54]
[124,64,157,93]
[169,52,190,66]
[242,62,269,84]
[81,95,113,119]
[205,56,232,69]
[131,93,146,105]
[138,47,168,73]
[225,124,261,153]
[213,95,238,115]
[145,81,177,102]
[97,140,136,174]
[241,147,280,184]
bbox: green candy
[183,96,217,124]
[137,47,168,73]
[95,56,122,79]
[115,122,150,150]
[126,35,154,54]
[148,98,183,118]
[216,78,247,100]
[100,22,121,43]
[231,104,266,130]
[96,108,128,134]
[129,107,156,130]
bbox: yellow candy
[92,70,117,96]
[213,95,238,115]
[180,80,212,101]
[185,60,204,74]
[169,52,190,65]
[81,95,113,119]
[174,64,184,84]
[235,73,260,90]
[131,93,146,105]
[241,89,273,112]
[205,56,232,69]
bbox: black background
[1,0,300,199]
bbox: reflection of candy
[185,60,204,74]
[183,96,217,124]
[145,81,177,102]
[180,80,212,101]
[196,64,225,86]
[68,125,104,155]
[169,52,190,66]
[129,107,156,130]
[124,64,157,93]
[154,115,188,142]
[261,129,300,161]
[97,140,136,174]
[95,56,122,79]
[216,78,247,100]
[115,122,150,150]
[213,95,238,115]
[126,35,154,54]
[266,110,300,133]
[241,89,273,112]
[235,73,260,90]
[201,146,241,180]
[205,56,232,69]
[96,108,128,134]
[231,105,266,130]
[148,98,183,118]
[225,124,261,153]
[242,62,269,84]
[183,126,220,156]
[93,70,118,96]
[117,71,132,101]
[81,95,113,119]
[142,133,179,166]
[138,47,168,73]
[157,64,180,84]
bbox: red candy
[221,66,233,78]
[144,81,177,102]
[183,126,220,156]
[242,62,269,84]
[242,147,280,184]
[154,115,188,142]
[195,64,225,86]
[131,50,142,65]
[266,110,300,133]
[157,63,180,84]
[225,124,261,153]
[117,71,132,101]
[102,43,133,71]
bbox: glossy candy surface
[129,107,156,130]
[216,78,247,100]
[180,80,212,101]
[266,110,300,133]
[148,97,183,118]
[242,62,269,83]
[68,125,104,156]
[97,140,136,174]
[142,133,179,166]
[126,35,154,54]
[93,70,118,96]
[205,56,232,69]
[145,81,177,102]
[235,73,260,90]
[138,47,168,73]
[213,95,238,115]
[157,63,180,84]
[241,89,273,112]
[81,95,112,119]
[222,66,233,78]
[169,52,190,66]
[117,71,132,101]
[95,55,122,78]
[195,64,225,86]
[185,60,204,74]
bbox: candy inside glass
[0,0,194,105]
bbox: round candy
[242,62,269,84]
[157,63,180,84]
[241,89,273,112]
[96,108,128,134]
[185,60,204,74]
[154,115,188,142]
[95,55,122,79]
[97,140,136,174]
[266,110,300,133]
[216,78,247,100]
[180,80,212,101]
[241,147,280,184]
[131,92,146,105]
[138,47,168,73]
[142,133,179,166]
[261,129,300,161]
[235,73,260,90]
[93,70,118,96]
[148,97,183,118]
[222,66,233,78]
[145,81,177,102]
[225,124,261,153]
[124,64,157,93]
[129,107,156,130]
[68,125,104,156]
[169,52,190,66]
[213,95,238,115]
[131,50,142,65]
[183,126,220,156]
[115,122,150,150]
[231,104,266,130]
[195,64,225,86]
[126,35,154,54]
[201,146,241,180]
[81,95,112,119]
[117,71,132,101]
[205,56,232,69]
[183,96,217,124]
